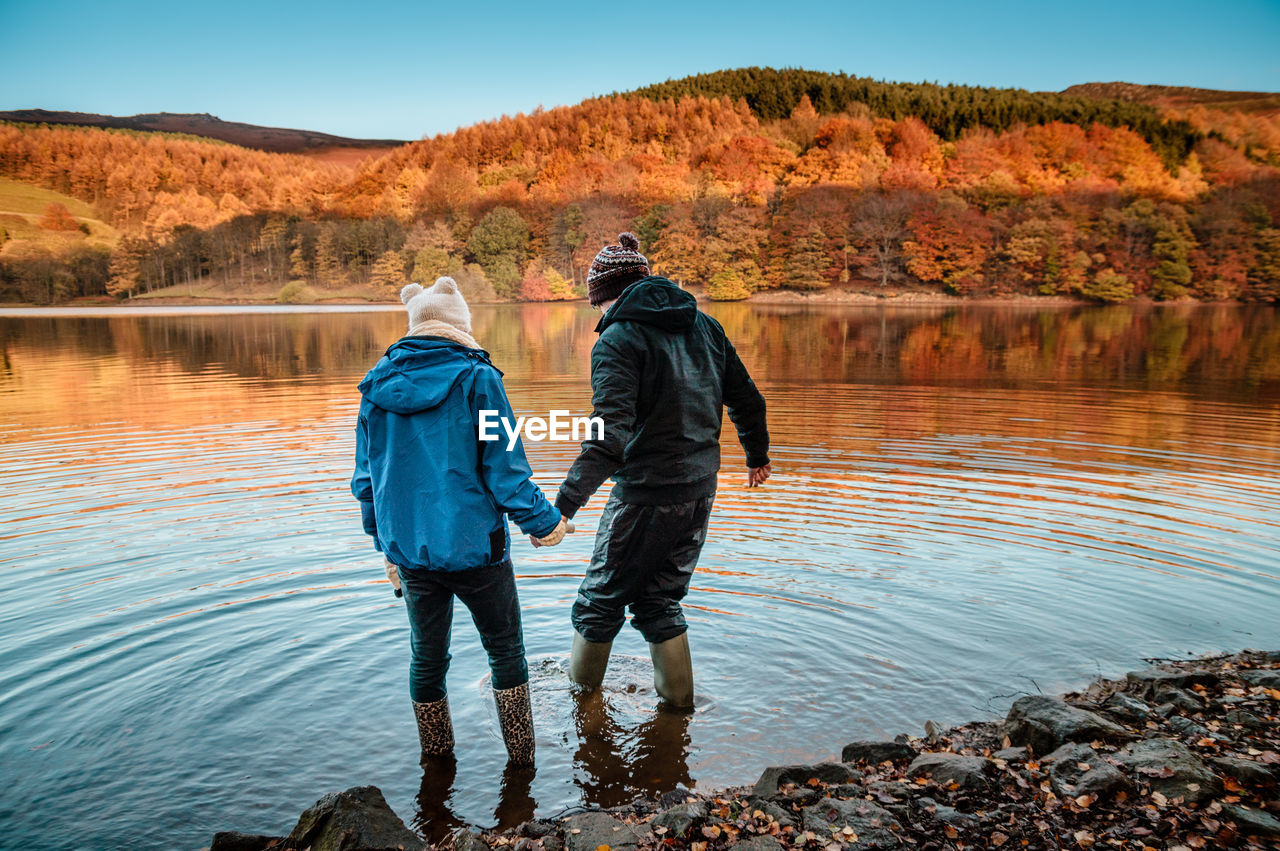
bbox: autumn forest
[1,68,1278,305]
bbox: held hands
[384,558,403,597]
[529,517,575,548]
[747,463,772,488]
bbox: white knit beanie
[401,277,471,334]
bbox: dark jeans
[399,559,528,703]
[572,491,714,645]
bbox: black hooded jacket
[555,276,769,518]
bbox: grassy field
[0,177,119,254]
[130,279,396,303]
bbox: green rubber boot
[569,631,613,689]
[649,632,694,709]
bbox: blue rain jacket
[351,336,561,571]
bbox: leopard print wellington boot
[412,697,454,765]
[492,682,535,766]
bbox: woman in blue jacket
[351,277,569,767]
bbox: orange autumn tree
[38,202,79,231]
[903,194,993,294]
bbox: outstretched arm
[723,340,770,486]
[555,334,639,519]
[472,367,563,539]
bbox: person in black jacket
[547,233,770,708]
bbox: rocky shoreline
[209,650,1280,851]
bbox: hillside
[2,67,1278,305]
[0,177,118,248]
[0,109,407,156]
[1063,83,1280,116]
[623,67,1200,165]
[0,177,119,302]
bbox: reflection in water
[414,756,464,842]
[413,757,536,843]
[0,303,1278,850]
[572,689,694,809]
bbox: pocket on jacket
[488,526,506,565]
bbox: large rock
[745,798,796,829]
[284,786,423,851]
[651,801,708,838]
[1113,739,1222,805]
[799,798,901,849]
[992,746,1028,763]
[1239,669,1280,689]
[209,833,282,851]
[1224,708,1270,731]
[840,741,917,766]
[752,763,860,798]
[862,781,913,803]
[1125,668,1219,695]
[1101,693,1152,723]
[1003,695,1127,753]
[1221,803,1280,839]
[452,831,488,851]
[913,797,978,829]
[905,752,993,793]
[1043,743,1129,799]
[562,813,643,851]
[1151,685,1205,713]
[1210,756,1276,788]
[1167,716,1212,740]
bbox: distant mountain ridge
[1062,83,1280,116]
[0,109,407,154]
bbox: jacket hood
[358,337,492,414]
[597,276,697,334]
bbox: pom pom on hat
[618,232,640,251]
[400,283,424,304]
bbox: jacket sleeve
[555,333,638,520]
[472,366,562,539]
[350,399,382,550]
[722,337,770,468]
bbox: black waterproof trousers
[571,491,715,644]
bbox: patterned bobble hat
[587,232,650,306]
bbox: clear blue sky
[2,0,1278,140]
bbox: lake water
[2,302,1278,850]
